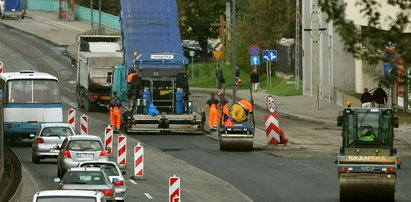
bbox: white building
[302,0,411,105]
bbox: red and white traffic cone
[117,135,127,167]
[67,108,76,130]
[131,142,144,180]
[169,175,180,202]
[80,114,88,135]
[105,125,113,155]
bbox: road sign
[250,56,260,65]
[212,51,223,61]
[266,95,277,114]
[248,44,261,56]
[263,50,277,62]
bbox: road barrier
[169,175,180,202]
[133,143,144,179]
[117,135,127,167]
[0,61,3,73]
[80,114,88,135]
[67,108,75,130]
[104,125,113,155]
[265,113,288,146]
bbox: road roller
[218,84,254,151]
[336,107,400,201]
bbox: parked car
[32,190,106,202]
[55,167,115,201]
[32,123,76,163]
[79,161,127,201]
[56,135,109,177]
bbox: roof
[0,70,58,81]
[67,135,101,141]
[35,190,103,197]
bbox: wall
[27,0,120,31]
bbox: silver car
[56,135,109,177]
[79,161,127,201]
[55,167,115,201]
[32,190,106,202]
[32,123,76,164]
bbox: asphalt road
[2,23,411,202]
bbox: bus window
[7,80,61,103]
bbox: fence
[27,0,120,31]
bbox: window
[82,164,119,176]
[37,197,96,202]
[7,79,61,103]
[65,171,106,185]
[68,140,103,151]
[41,127,73,137]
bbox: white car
[32,123,76,163]
[32,190,106,202]
[79,161,127,201]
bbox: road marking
[144,193,153,199]
[129,179,137,185]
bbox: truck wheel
[84,101,96,112]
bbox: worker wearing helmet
[205,93,219,131]
[217,92,229,123]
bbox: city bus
[0,70,63,142]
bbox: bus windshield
[7,79,61,103]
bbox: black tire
[57,167,62,178]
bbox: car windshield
[37,197,96,202]
[67,140,102,151]
[81,164,119,176]
[41,127,73,137]
[64,171,107,185]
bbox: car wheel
[32,151,40,164]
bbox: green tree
[75,0,119,16]
[177,0,226,60]
[319,0,411,84]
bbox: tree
[177,0,225,61]
[319,0,411,76]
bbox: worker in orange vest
[107,91,129,132]
[217,92,229,123]
[127,69,138,83]
[205,93,219,131]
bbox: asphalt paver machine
[336,107,400,201]
[218,84,255,151]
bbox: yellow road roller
[218,84,254,151]
[336,108,400,201]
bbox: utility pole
[98,0,102,33]
[90,0,94,29]
[304,4,325,110]
[295,0,300,90]
[232,0,237,101]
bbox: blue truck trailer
[1,0,24,19]
[112,0,203,133]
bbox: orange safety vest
[127,72,138,82]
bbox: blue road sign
[248,44,261,56]
[250,56,260,65]
[263,50,277,62]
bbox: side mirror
[337,115,343,127]
[53,146,60,150]
[121,170,128,175]
[107,72,112,83]
[393,117,399,128]
[53,178,61,183]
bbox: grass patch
[188,62,302,96]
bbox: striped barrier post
[117,135,127,167]
[169,175,180,202]
[265,113,287,146]
[173,195,180,202]
[67,108,75,130]
[80,114,88,135]
[131,143,144,180]
[105,125,113,155]
[0,61,3,73]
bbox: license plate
[77,153,94,158]
[160,90,170,95]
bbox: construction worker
[127,69,138,83]
[217,92,229,123]
[107,91,128,132]
[205,93,219,131]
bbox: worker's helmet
[217,92,222,97]
[238,100,252,112]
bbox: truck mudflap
[126,113,203,134]
[339,173,396,201]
